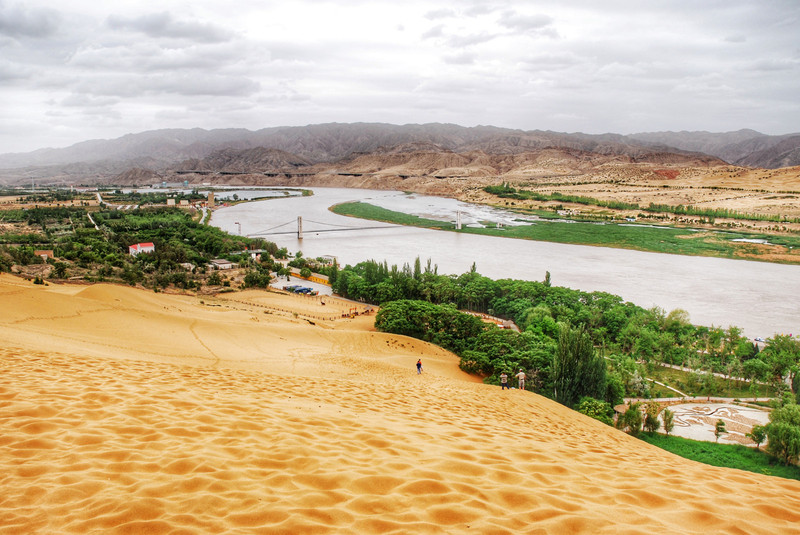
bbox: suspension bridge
[243,216,397,239]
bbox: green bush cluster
[334,257,800,403]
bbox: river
[211,187,799,338]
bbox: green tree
[243,269,271,288]
[552,324,607,407]
[746,425,767,450]
[766,403,800,464]
[51,262,68,279]
[643,402,661,433]
[762,335,800,391]
[577,397,613,425]
[619,403,643,437]
[605,372,625,407]
[714,420,727,443]
[662,408,675,436]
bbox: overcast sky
[1,0,798,153]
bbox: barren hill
[176,147,312,173]
[628,129,800,168]
[0,123,774,187]
[134,139,724,192]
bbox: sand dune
[2,274,800,534]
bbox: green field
[647,365,777,400]
[638,432,800,480]
[331,201,800,263]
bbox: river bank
[211,187,800,338]
[330,200,800,265]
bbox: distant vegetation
[331,201,800,263]
[484,184,800,224]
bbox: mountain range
[1,123,798,185]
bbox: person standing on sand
[516,369,526,390]
[500,372,509,390]
[416,359,423,374]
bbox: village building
[210,259,238,270]
[290,267,330,286]
[128,242,155,256]
[34,250,54,261]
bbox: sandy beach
[2,273,800,534]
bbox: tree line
[331,257,800,424]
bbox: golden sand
[2,274,800,534]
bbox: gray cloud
[1,0,799,154]
[106,11,233,43]
[148,73,260,97]
[425,8,455,20]
[422,24,445,40]
[0,58,33,81]
[497,11,554,33]
[446,32,497,48]
[0,1,61,39]
[724,35,746,43]
[60,93,119,108]
[443,51,477,65]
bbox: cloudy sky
[1,0,798,153]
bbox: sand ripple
[3,348,800,534]
[2,277,800,533]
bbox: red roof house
[128,242,155,256]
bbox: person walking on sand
[516,369,526,390]
[500,371,509,390]
[416,359,423,374]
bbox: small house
[210,259,238,270]
[128,242,155,256]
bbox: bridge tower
[456,210,462,230]
[297,216,303,240]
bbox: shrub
[576,397,613,425]
[644,402,661,433]
[662,408,675,436]
[746,425,767,450]
[619,402,643,436]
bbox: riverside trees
[552,324,606,407]
[766,402,800,464]
[338,258,800,405]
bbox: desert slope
[2,274,800,534]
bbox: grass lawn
[638,432,800,481]
[331,202,800,264]
[647,365,778,399]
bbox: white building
[210,259,238,270]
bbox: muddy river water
[211,188,799,338]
